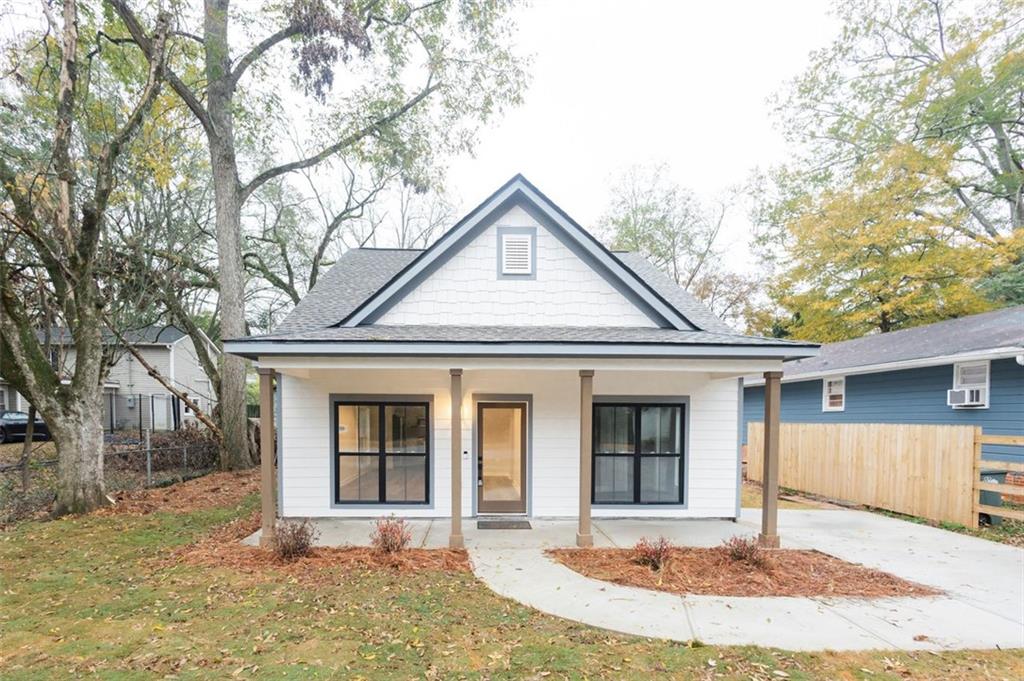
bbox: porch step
[477,519,532,530]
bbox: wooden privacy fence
[973,432,1024,529]
[747,422,979,527]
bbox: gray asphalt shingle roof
[40,325,186,345]
[247,324,808,346]
[779,306,1024,377]
[613,252,735,335]
[274,249,420,334]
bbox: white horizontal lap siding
[103,347,173,396]
[377,205,657,327]
[279,370,452,518]
[278,368,740,519]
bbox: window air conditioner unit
[947,388,986,407]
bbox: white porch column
[759,370,782,548]
[257,368,277,548]
[577,369,594,547]
[449,368,464,549]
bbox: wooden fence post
[969,426,981,530]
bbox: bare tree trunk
[208,120,252,466]
[51,395,107,515]
[200,0,253,471]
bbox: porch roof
[224,324,817,360]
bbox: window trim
[330,396,432,507]
[822,376,846,412]
[951,360,990,409]
[591,400,687,506]
[495,225,537,280]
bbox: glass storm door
[477,402,527,514]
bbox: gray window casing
[592,395,690,510]
[327,393,436,511]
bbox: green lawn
[1,492,1021,679]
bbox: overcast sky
[443,0,839,268]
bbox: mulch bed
[158,509,470,578]
[547,547,940,598]
[97,470,260,515]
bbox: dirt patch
[97,470,259,515]
[547,547,940,598]
[161,510,470,578]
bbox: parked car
[0,410,50,444]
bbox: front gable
[378,204,658,327]
[341,175,697,330]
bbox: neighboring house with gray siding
[743,307,1024,463]
[0,325,216,432]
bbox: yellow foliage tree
[778,147,1007,341]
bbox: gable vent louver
[501,234,533,275]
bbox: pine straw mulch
[156,509,470,580]
[96,470,260,515]
[547,547,941,599]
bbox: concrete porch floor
[242,514,756,550]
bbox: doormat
[477,519,532,530]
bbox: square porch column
[257,368,278,549]
[759,370,783,548]
[577,369,594,547]
[449,369,464,549]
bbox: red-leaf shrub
[722,535,770,569]
[632,536,673,571]
[370,516,412,553]
[273,518,319,561]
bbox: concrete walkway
[245,510,1024,651]
[471,510,1024,651]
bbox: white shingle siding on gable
[276,367,739,519]
[377,206,658,328]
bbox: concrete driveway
[245,509,1024,651]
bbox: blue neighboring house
[743,306,1024,463]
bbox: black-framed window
[334,401,430,504]
[593,403,684,505]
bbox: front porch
[252,358,787,550]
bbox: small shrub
[633,536,673,571]
[273,519,319,561]
[721,535,769,569]
[371,516,412,553]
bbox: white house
[225,175,817,548]
[0,325,215,432]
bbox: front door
[477,402,527,514]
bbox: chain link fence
[0,425,218,525]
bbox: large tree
[757,0,1024,338]
[111,0,526,469]
[775,146,995,341]
[0,0,171,513]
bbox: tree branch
[107,0,216,137]
[238,81,440,203]
[230,24,302,86]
